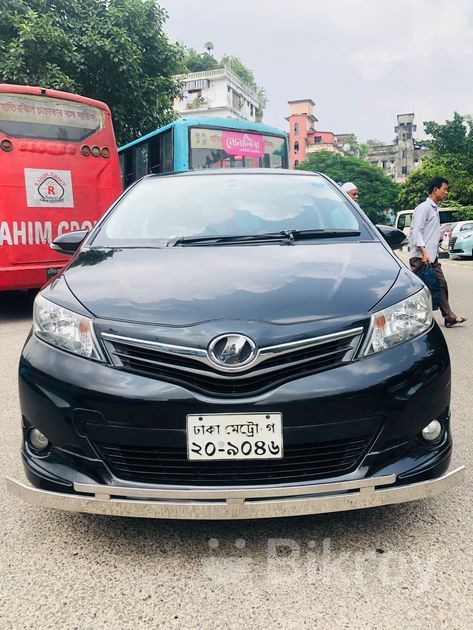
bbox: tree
[0,0,183,144]
[339,134,368,159]
[423,112,473,163]
[398,113,473,209]
[297,150,399,223]
[181,47,219,73]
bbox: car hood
[63,243,401,326]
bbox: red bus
[0,84,122,291]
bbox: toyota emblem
[208,334,257,369]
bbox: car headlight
[363,287,433,355]
[33,294,103,361]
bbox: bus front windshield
[189,127,287,170]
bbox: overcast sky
[160,0,473,142]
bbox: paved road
[1,258,472,629]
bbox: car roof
[452,219,473,231]
[144,168,323,180]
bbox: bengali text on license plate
[186,413,283,461]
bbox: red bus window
[0,93,104,142]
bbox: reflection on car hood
[63,243,401,325]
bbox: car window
[460,222,473,231]
[93,173,370,246]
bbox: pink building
[287,99,339,168]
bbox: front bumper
[6,466,465,520]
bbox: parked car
[450,220,473,239]
[439,222,457,257]
[439,222,456,251]
[7,170,464,520]
[449,227,473,258]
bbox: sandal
[444,317,467,328]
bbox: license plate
[187,413,283,461]
[46,267,62,281]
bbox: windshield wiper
[170,232,293,246]
[284,229,361,240]
[169,229,361,247]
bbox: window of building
[314,136,321,143]
[294,141,299,154]
[402,149,407,158]
[294,122,299,136]
[294,159,299,167]
[402,166,408,175]
[232,91,242,111]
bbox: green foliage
[181,47,219,73]
[453,206,473,220]
[398,113,473,210]
[340,135,368,159]
[0,0,183,144]
[297,150,399,223]
[423,112,473,164]
[220,55,257,91]
[180,46,265,116]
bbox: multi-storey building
[366,113,429,182]
[287,101,429,180]
[173,67,260,122]
[287,99,343,168]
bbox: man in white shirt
[409,177,466,327]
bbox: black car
[7,170,464,519]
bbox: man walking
[409,177,466,327]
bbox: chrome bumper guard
[6,467,465,520]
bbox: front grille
[102,330,362,397]
[95,435,372,486]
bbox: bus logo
[24,168,74,208]
[38,177,65,202]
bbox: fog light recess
[421,420,442,442]
[29,428,49,451]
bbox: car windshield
[92,172,370,247]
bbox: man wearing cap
[341,182,360,205]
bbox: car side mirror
[376,225,407,250]
[50,230,89,255]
